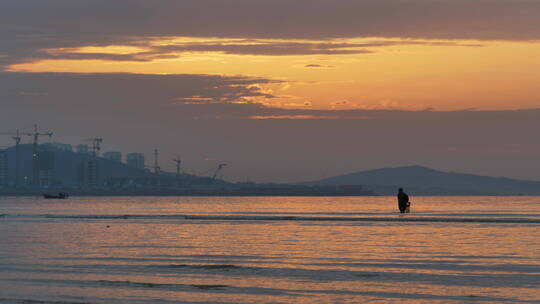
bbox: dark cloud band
[0,0,538,68]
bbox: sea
[0,196,539,304]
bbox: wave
[0,299,93,304]
[4,277,294,296]
[97,280,228,290]
[163,264,244,270]
[2,213,539,223]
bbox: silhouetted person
[397,188,409,213]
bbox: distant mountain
[304,165,540,195]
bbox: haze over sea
[1,196,539,304]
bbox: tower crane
[0,130,24,146]
[84,138,103,156]
[0,130,23,187]
[80,138,102,189]
[143,150,161,175]
[153,149,160,174]
[173,155,182,177]
[212,163,227,180]
[26,125,53,186]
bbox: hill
[0,144,374,196]
[305,165,540,195]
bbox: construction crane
[173,155,182,177]
[0,129,23,187]
[84,138,103,157]
[80,138,102,189]
[0,130,23,145]
[153,149,160,174]
[143,150,161,174]
[212,163,227,180]
[26,125,53,187]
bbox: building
[76,144,89,154]
[43,142,73,152]
[126,153,145,170]
[103,151,122,162]
[0,151,7,187]
[78,158,98,188]
[38,150,55,187]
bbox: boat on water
[43,193,69,199]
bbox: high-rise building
[76,144,89,154]
[38,150,55,187]
[126,153,145,170]
[42,142,72,152]
[0,151,7,187]
[78,158,98,188]
[103,151,122,162]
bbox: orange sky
[9,37,540,111]
[3,0,540,182]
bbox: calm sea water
[0,196,539,304]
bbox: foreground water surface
[0,196,539,303]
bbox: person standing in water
[397,188,409,213]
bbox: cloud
[4,0,540,40]
[1,1,540,182]
[249,114,371,120]
[152,41,373,56]
[304,64,336,69]
[1,71,540,182]
[42,52,155,62]
[0,0,535,68]
[3,71,539,122]
[0,72,279,116]
[5,39,484,67]
[250,115,343,120]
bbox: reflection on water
[0,196,539,303]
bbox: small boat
[43,193,69,199]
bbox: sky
[1,0,540,182]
